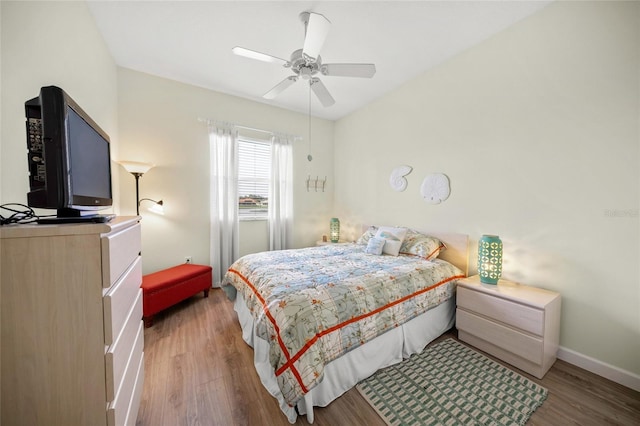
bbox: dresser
[1,216,144,426]
[456,275,561,379]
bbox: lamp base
[479,277,499,285]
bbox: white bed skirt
[233,294,456,424]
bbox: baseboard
[558,346,640,392]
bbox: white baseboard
[557,346,640,392]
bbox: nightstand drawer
[457,286,544,336]
[456,309,543,365]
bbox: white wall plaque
[390,165,413,192]
[421,173,450,204]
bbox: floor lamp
[119,161,155,215]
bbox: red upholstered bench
[141,263,212,327]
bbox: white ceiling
[87,1,551,121]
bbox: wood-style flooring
[136,289,640,425]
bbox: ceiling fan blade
[263,76,298,99]
[232,46,288,66]
[310,78,335,107]
[302,12,331,61]
[322,63,376,78]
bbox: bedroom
[0,0,638,424]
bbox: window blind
[238,138,271,220]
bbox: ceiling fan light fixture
[299,67,313,80]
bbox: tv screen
[67,106,112,204]
[25,86,113,223]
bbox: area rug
[356,338,547,426]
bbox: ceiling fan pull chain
[307,82,313,162]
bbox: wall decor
[421,173,450,204]
[306,175,327,192]
[389,165,413,192]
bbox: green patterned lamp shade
[478,235,503,284]
[330,218,340,243]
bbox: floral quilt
[222,243,464,407]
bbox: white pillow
[374,226,408,256]
[365,237,386,255]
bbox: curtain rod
[198,117,302,141]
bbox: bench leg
[143,316,154,328]
[204,288,210,298]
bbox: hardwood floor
[137,289,640,426]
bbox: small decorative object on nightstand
[330,218,340,243]
[477,234,503,284]
[456,275,561,379]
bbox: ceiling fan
[232,11,376,107]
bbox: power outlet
[185,256,192,264]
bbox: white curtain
[209,124,239,287]
[268,134,293,251]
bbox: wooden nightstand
[456,275,561,379]
[316,240,346,246]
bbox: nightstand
[316,240,346,246]
[456,275,561,379]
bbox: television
[25,86,114,224]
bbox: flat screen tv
[25,86,114,223]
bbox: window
[238,137,271,220]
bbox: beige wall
[0,1,119,212]
[334,1,639,376]
[117,68,334,273]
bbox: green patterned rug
[356,339,547,425]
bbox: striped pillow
[400,231,446,260]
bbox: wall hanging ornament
[389,165,413,192]
[420,173,450,204]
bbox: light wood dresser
[1,216,144,426]
[456,275,561,379]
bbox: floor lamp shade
[330,218,340,243]
[478,234,503,284]
[118,161,155,215]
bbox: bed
[222,226,468,423]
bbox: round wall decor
[420,173,450,204]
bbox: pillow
[400,230,447,260]
[374,226,408,256]
[364,237,386,255]
[356,225,378,245]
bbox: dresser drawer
[106,291,143,401]
[107,328,144,426]
[102,223,141,288]
[456,308,543,365]
[123,352,144,426]
[104,257,142,345]
[457,286,544,336]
